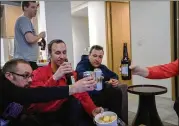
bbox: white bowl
[94,111,118,126]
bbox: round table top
[127,84,167,95]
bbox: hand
[70,76,96,94]
[39,31,46,38]
[119,64,149,77]
[129,65,149,77]
[53,62,72,80]
[129,65,141,75]
[92,107,104,117]
[109,78,119,87]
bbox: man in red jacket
[28,39,103,126]
[130,59,179,117]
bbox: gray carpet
[128,111,177,126]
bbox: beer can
[83,71,92,78]
[94,68,103,91]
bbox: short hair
[48,39,65,55]
[21,1,36,11]
[89,45,103,54]
[2,59,30,74]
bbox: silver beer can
[94,68,103,91]
[83,71,92,78]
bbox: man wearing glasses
[0,58,96,125]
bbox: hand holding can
[83,71,96,88]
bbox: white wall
[38,1,47,36]
[44,1,74,67]
[1,39,5,66]
[72,17,89,68]
[37,1,47,61]
[88,1,107,65]
[130,1,171,98]
[1,38,13,67]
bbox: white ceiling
[71,1,88,17]
[71,1,87,9]
[72,7,88,17]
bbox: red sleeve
[147,60,178,79]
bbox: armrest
[117,84,128,124]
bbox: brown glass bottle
[41,38,46,50]
[121,43,131,80]
[65,59,75,85]
[38,38,46,50]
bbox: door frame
[106,1,113,70]
[172,1,179,101]
[105,1,132,85]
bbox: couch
[118,84,128,124]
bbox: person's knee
[110,87,122,97]
[69,97,82,109]
[67,97,84,116]
[64,97,85,126]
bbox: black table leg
[132,95,163,126]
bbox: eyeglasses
[10,72,34,79]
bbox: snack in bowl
[94,111,118,126]
[98,115,117,123]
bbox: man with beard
[28,39,103,126]
[0,59,97,126]
[14,1,45,70]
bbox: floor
[128,93,178,126]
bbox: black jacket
[76,55,118,95]
[0,75,70,121]
[76,55,118,80]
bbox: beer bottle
[40,38,46,50]
[65,59,75,85]
[121,43,131,80]
[38,38,46,50]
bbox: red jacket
[28,63,97,115]
[147,59,178,79]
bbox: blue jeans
[0,119,9,126]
